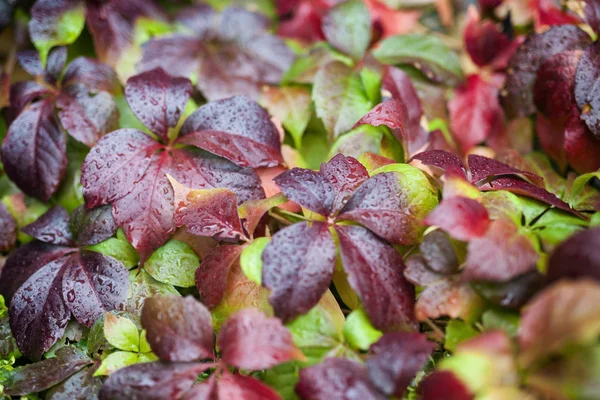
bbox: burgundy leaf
[9,257,71,360]
[417,371,471,400]
[179,96,282,168]
[278,1,324,43]
[61,57,120,93]
[424,197,490,241]
[125,68,192,141]
[463,219,538,282]
[17,50,45,77]
[464,6,515,69]
[62,251,129,328]
[564,109,600,173]
[1,99,67,201]
[45,367,103,400]
[532,0,582,28]
[45,46,68,83]
[3,347,91,396]
[320,154,369,215]
[296,357,385,400]
[546,227,600,283]
[273,168,334,216]
[141,296,214,362]
[99,361,209,400]
[21,206,73,246]
[17,47,66,86]
[69,205,118,246]
[410,150,467,176]
[470,270,545,309]
[501,25,591,118]
[195,245,244,309]
[535,112,568,171]
[468,154,544,187]
[8,81,54,117]
[584,0,600,33]
[218,308,303,370]
[419,231,460,275]
[218,372,280,400]
[262,222,336,322]
[533,50,582,118]
[336,224,417,331]
[355,98,408,142]
[366,333,435,397]
[0,202,16,252]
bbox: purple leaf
[417,371,471,400]
[419,231,460,275]
[546,227,600,283]
[468,154,544,187]
[218,372,281,399]
[218,308,304,370]
[273,168,334,217]
[262,222,336,322]
[45,46,68,83]
[336,224,417,331]
[410,150,467,176]
[69,205,118,246]
[0,202,17,252]
[320,154,369,215]
[470,270,545,309]
[125,68,192,142]
[584,0,600,33]
[8,81,54,116]
[575,41,600,139]
[179,96,283,168]
[423,197,490,241]
[195,245,244,309]
[141,296,214,362]
[61,57,121,93]
[3,347,92,396]
[21,206,73,246]
[17,50,44,77]
[366,333,435,397]
[296,357,385,400]
[99,361,209,400]
[1,100,67,201]
[62,251,129,328]
[45,367,103,400]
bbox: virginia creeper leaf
[424,197,490,241]
[546,227,600,283]
[69,205,117,246]
[21,206,73,246]
[145,239,199,288]
[322,0,371,60]
[0,202,17,252]
[195,244,244,309]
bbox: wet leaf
[145,240,199,288]
[195,244,244,309]
[322,0,371,60]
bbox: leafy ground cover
[0,0,599,399]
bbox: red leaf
[218,308,304,370]
[195,245,244,309]
[535,112,568,171]
[355,99,407,138]
[417,371,471,400]
[141,296,214,362]
[125,68,192,142]
[21,206,73,246]
[424,197,490,241]
[273,168,334,217]
[467,154,544,187]
[0,203,16,252]
[217,372,280,400]
[410,150,467,177]
[366,0,420,38]
[336,224,416,331]
[262,222,336,322]
[463,219,538,282]
[531,0,582,28]
[464,6,514,68]
[564,108,600,173]
[449,74,504,152]
[534,50,582,118]
[278,2,325,43]
[547,227,600,284]
[320,154,369,215]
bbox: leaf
[296,357,385,400]
[238,193,288,237]
[125,269,179,315]
[195,244,244,309]
[94,351,140,376]
[125,68,192,142]
[471,270,545,309]
[410,150,467,176]
[98,361,208,400]
[21,206,73,246]
[218,371,281,399]
[274,167,334,216]
[240,238,269,285]
[372,34,463,85]
[312,61,373,140]
[343,308,383,351]
[417,371,471,400]
[69,205,118,246]
[0,202,17,252]
[1,100,67,201]
[46,367,103,400]
[519,280,600,366]
[366,332,435,397]
[29,0,85,66]
[564,109,600,173]
[61,57,121,93]
[262,222,336,322]
[88,230,140,269]
[546,227,600,283]
[467,154,544,187]
[501,25,591,118]
[104,313,140,352]
[3,347,91,396]
[218,308,304,370]
[424,197,490,241]
[336,224,417,331]
[419,230,461,275]
[322,0,371,60]
[445,320,478,352]
[141,296,214,362]
[463,219,538,282]
[144,239,199,288]
[320,153,370,215]
[261,86,312,148]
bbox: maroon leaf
[471,270,545,309]
[16,50,45,78]
[546,227,600,284]
[45,367,103,400]
[463,219,538,282]
[584,0,600,33]
[501,25,591,118]
[218,372,280,399]
[99,361,209,400]
[195,245,244,309]
[21,206,73,246]
[125,68,192,142]
[424,197,490,241]
[366,333,435,397]
[218,308,304,370]
[463,6,515,69]
[355,98,409,143]
[262,222,336,322]
[564,109,600,173]
[179,96,282,168]
[296,357,385,400]
[273,168,334,216]
[1,99,67,201]
[417,371,471,400]
[410,150,466,176]
[3,347,92,396]
[320,154,369,215]
[9,257,71,360]
[69,205,118,246]
[534,50,582,118]
[141,296,214,362]
[8,81,54,117]
[468,154,544,186]
[45,46,68,84]
[419,231,460,275]
[61,57,120,93]
[535,113,568,171]
[336,224,417,331]
[62,251,129,328]
[0,202,17,252]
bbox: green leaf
[372,34,463,85]
[103,313,140,352]
[313,61,373,141]
[2,193,49,243]
[568,171,600,212]
[440,352,496,394]
[299,124,330,170]
[360,66,382,105]
[445,320,478,352]
[480,191,522,226]
[240,237,269,285]
[261,86,312,149]
[591,212,600,227]
[87,229,139,268]
[482,309,519,337]
[138,330,152,354]
[282,42,353,85]
[322,0,371,60]
[263,362,302,400]
[144,239,199,287]
[94,351,139,376]
[126,269,180,314]
[343,308,383,351]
